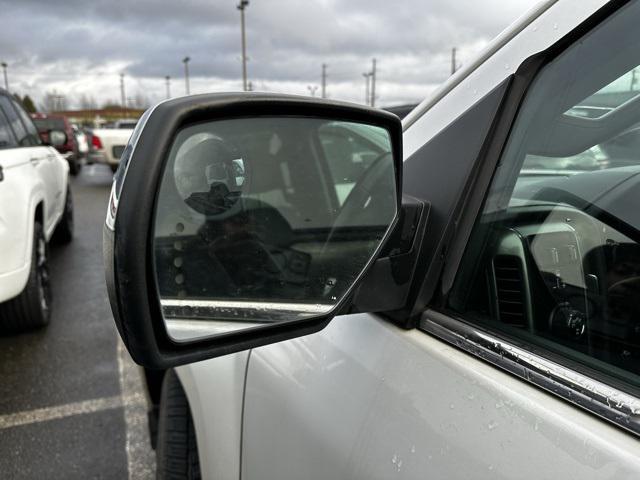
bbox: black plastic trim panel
[105,93,403,369]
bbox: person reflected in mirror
[183,137,244,216]
[177,134,300,299]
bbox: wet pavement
[0,165,154,479]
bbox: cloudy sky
[1,0,539,110]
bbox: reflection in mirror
[153,117,396,341]
[49,130,67,147]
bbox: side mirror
[48,129,67,147]
[104,93,402,368]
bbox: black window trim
[419,0,640,437]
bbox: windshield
[33,117,65,131]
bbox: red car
[31,113,81,175]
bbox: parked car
[106,1,640,479]
[72,124,89,163]
[32,113,82,175]
[88,122,135,172]
[0,89,73,333]
[113,119,138,130]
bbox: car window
[33,117,66,132]
[0,106,17,149]
[0,96,30,147]
[115,121,137,129]
[318,123,384,205]
[13,101,40,145]
[448,3,640,392]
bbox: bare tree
[42,90,67,112]
[79,93,98,110]
[102,99,121,109]
[133,92,150,109]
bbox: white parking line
[0,339,155,478]
[0,395,123,430]
[86,164,101,176]
[117,339,155,479]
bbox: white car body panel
[173,1,639,478]
[90,128,133,166]
[176,352,248,480]
[243,314,640,479]
[76,130,89,155]
[0,144,67,301]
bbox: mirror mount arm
[347,195,430,326]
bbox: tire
[157,370,201,480]
[69,157,81,176]
[0,222,52,333]
[52,187,74,244]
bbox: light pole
[321,63,327,99]
[165,75,171,98]
[183,56,191,95]
[120,73,127,117]
[370,58,377,107]
[451,47,457,75]
[362,72,371,106]
[1,62,8,91]
[237,0,249,91]
[307,85,318,97]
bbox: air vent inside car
[493,255,527,328]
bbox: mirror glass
[153,117,396,341]
[49,130,66,146]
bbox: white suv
[107,1,640,479]
[0,88,73,332]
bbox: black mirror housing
[104,93,403,369]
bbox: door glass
[0,97,28,146]
[449,3,640,390]
[0,108,17,149]
[13,101,40,145]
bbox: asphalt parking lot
[0,165,154,479]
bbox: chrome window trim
[420,309,640,437]
[161,298,332,314]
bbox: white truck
[88,119,136,172]
[0,88,73,333]
[107,1,640,479]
